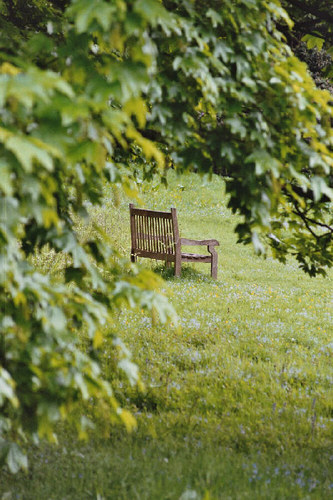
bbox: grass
[1,172,332,499]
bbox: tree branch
[292,205,333,240]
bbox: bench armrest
[180,238,219,246]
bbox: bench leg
[175,256,181,277]
[209,246,218,279]
[131,254,137,263]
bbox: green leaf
[0,165,13,195]
[301,34,325,51]
[206,8,223,28]
[69,0,115,33]
[5,136,54,172]
[311,176,333,202]
[0,368,18,408]
[251,231,265,255]
[6,443,28,474]
[246,149,280,176]
[65,267,87,284]
[225,117,247,139]
[118,359,139,387]
[26,33,54,55]
[134,0,169,24]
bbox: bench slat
[180,238,219,246]
[181,253,212,263]
[135,250,176,261]
[131,208,172,219]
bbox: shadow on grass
[152,263,216,283]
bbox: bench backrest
[129,204,180,260]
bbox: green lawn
[1,172,332,499]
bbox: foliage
[137,0,333,275]
[0,0,176,472]
[281,0,333,94]
[0,0,333,473]
[1,173,332,498]
[281,0,333,51]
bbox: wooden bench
[129,204,219,279]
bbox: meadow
[1,172,332,499]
